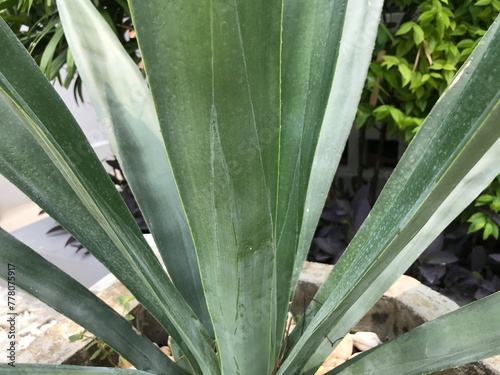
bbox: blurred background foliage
[0,0,138,102]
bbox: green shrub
[356,0,500,239]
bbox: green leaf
[98,9,117,35]
[329,292,500,375]
[0,364,153,374]
[275,0,383,372]
[68,333,84,343]
[483,222,494,239]
[383,69,399,88]
[170,337,195,374]
[129,0,281,373]
[85,341,99,351]
[381,55,400,69]
[377,22,395,45]
[282,0,384,330]
[0,18,217,374]
[0,229,182,375]
[57,0,213,337]
[63,47,76,88]
[437,17,445,38]
[389,106,404,123]
[275,0,381,362]
[443,70,455,84]
[412,24,424,45]
[282,14,500,374]
[491,197,500,211]
[418,10,436,25]
[395,21,415,36]
[452,24,468,36]
[123,314,135,322]
[475,194,493,205]
[492,222,499,239]
[39,22,64,76]
[436,11,451,29]
[0,0,18,11]
[416,98,428,112]
[404,101,415,115]
[89,348,103,361]
[354,109,371,129]
[410,73,430,90]
[468,212,486,222]
[475,0,492,5]
[427,35,438,53]
[397,38,415,56]
[372,105,391,120]
[369,61,383,77]
[398,63,413,87]
[430,60,445,70]
[117,295,135,310]
[415,86,426,100]
[457,39,475,49]
[26,16,59,54]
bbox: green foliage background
[0,0,137,100]
[356,0,500,239]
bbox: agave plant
[1,0,500,373]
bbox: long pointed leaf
[0,19,218,374]
[275,0,347,357]
[130,0,281,372]
[281,14,500,373]
[56,0,212,335]
[0,229,184,375]
[291,0,385,297]
[329,292,500,375]
[275,0,384,358]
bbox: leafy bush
[358,0,499,138]
[356,0,500,240]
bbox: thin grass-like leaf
[39,22,63,76]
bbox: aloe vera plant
[1,0,500,373]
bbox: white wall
[0,77,112,214]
